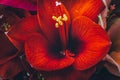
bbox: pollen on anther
[52,16,57,21]
[55,23,59,28]
[52,14,68,28]
[62,14,68,21]
[59,21,63,26]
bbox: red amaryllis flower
[0,0,37,10]
[6,0,110,80]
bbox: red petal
[8,15,40,43]
[0,33,23,79]
[25,33,74,71]
[0,0,36,10]
[71,16,111,70]
[63,0,105,22]
[0,57,23,79]
[37,0,70,47]
[0,33,17,65]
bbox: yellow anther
[52,16,58,21]
[57,16,62,22]
[62,14,68,21]
[52,14,68,28]
[58,21,63,26]
[55,23,59,28]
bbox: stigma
[55,1,61,6]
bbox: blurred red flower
[0,0,111,80]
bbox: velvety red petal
[37,0,70,46]
[0,57,23,79]
[0,33,23,79]
[0,33,17,65]
[0,0,36,10]
[8,15,40,43]
[25,33,74,71]
[63,0,105,22]
[71,16,111,70]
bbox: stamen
[55,23,59,28]
[52,14,68,28]
[62,14,68,21]
[58,21,63,26]
[2,23,11,31]
[52,16,57,21]
[57,16,62,22]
